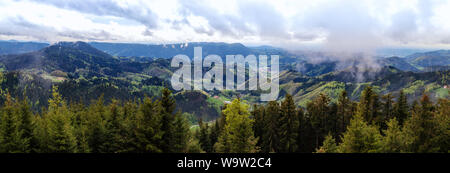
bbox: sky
[1,0,450,51]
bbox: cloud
[177,0,252,38]
[386,10,418,44]
[29,0,159,28]
[0,0,449,50]
[301,0,383,54]
[0,15,121,42]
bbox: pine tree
[17,97,33,152]
[337,90,352,138]
[134,97,162,152]
[214,99,258,153]
[279,94,299,152]
[118,100,140,152]
[316,133,338,153]
[100,99,122,153]
[68,101,90,153]
[209,120,220,149]
[251,104,265,150]
[187,138,204,153]
[338,114,382,153]
[32,113,49,153]
[379,118,406,152]
[402,94,439,152]
[307,93,331,150]
[160,88,176,152]
[393,90,409,125]
[45,86,78,153]
[297,107,315,153]
[328,102,338,138]
[198,118,212,152]
[0,94,29,153]
[172,112,190,153]
[262,101,281,152]
[218,104,228,131]
[379,93,394,131]
[357,86,380,123]
[76,123,91,153]
[86,95,108,153]
[432,98,450,152]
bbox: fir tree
[432,98,450,152]
[17,97,33,152]
[379,118,406,152]
[172,112,190,152]
[402,94,439,152]
[357,86,380,123]
[297,107,315,153]
[134,97,162,152]
[45,86,78,153]
[379,93,394,131]
[0,94,29,153]
[87,95,108,153]
[393,90,409,125]
[338,114,382,153]
[118,100,140,152]
[100,99,122,153]
[337,90,352,137]
[214,99,258,153]
[69,101,90,153]
[209,120,220,149]
[279,94,299,152]
[251,104,265,150]
[198,118,212,152]
[316,133,338,153]
[262,101,281,152]
[160,88,176,152]
[32,113,49,153]
[307,93,331,150]
[187,138,204,153]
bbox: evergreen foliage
[0,86,447,153]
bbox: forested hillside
[0,41,449,122]
[0,85,447,153]
[0,41,448,153]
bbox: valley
[0,40,448,122]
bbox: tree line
[0,85,448,153]
[197,86,449,153]
[0,86,201,153]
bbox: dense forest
[0,84,447,153]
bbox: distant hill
[89,42,253,58]
[378,56,420,72]
[0,41,122,76]
[405,50,450,70]
[0,41,222,121]
[375,47,431,57]
[292,61,337,76]
[0,40,49,55]
[278,66,449,107]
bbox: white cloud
[0,0,449,49]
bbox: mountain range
[0,40,448,121]
[0,40,49,55]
